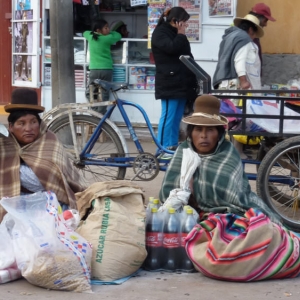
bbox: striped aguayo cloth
[185,208,300,281]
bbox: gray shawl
[213,26,252,89]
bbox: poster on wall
[178,0,202,42]
[147,1,166,48]
[12,0,40,88]
[186,14,201,42]
[208,0,233,17]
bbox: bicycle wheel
[256,136,300,231]
[49,115,126,185]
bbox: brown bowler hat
[4,88,45,113]
[182,94,228,126]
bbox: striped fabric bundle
[185,208,300,281]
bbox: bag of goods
[0,215,21,284]
[0,191,92,292]
[76,181,147,281]
[185,208,300,281]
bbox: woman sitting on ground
[0,88,85,222]
[159,94,281,225]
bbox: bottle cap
[168,207,175,214]
[186,208,193,214]
[153,199,160,204]
[151,207,158,213]
[149,196,154,203]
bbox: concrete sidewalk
[1,270,298,300]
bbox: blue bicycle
[43,79,175,185]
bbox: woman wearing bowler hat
[0,88,85,222]
[159,94,281,225]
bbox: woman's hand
[175,21,187,35]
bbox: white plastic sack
[0,191,92,292]
[159,148,201,214]
[0,215,21,284]
[247,99,300,134]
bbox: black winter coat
[151,22,197,101]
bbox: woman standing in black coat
[151,7,197,159]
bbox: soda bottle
[162,207,180,271]
[144,207,163,271]
[180,208,196,272]
[152,198,161,210]
[146,196,155,223]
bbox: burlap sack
[75,181,147,281]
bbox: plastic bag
[0,191,92,292]
[0,215,21,284]
[247,99,300,134]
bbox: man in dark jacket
[151,7,197,158]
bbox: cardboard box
[129,67,146,75]
[146,76,155,84]
[146,84,155,90]
[132,84,146,90]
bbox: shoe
[158,153,173,160]
[167,146,178,151]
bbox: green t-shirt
[83,31,122,70]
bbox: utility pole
[49,0,75,107]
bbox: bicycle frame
[78,95,175,171]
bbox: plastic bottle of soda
[180,208,196,272]
[146,197,155,223]
[162,207,180,271]
[152,198,161,210]
[144,207,163,271]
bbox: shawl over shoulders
[0,121,85,222]
[159,138,281,225]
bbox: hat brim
[4,104,45,113]
[182,115,228,126]
[265,15,276,22]
[233,17,264,38]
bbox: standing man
[249,3,276,70]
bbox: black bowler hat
[4,88,45,113]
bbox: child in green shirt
[84,19,122,114]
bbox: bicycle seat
[93,79,128,92]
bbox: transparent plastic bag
[0,215,21,284]
[0,191,92,292]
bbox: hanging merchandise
[73,0,100,5]
[131,0,147,6]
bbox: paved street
[1,140,298,300]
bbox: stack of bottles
[143,197,197,273]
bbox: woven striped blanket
[185,208,300,281]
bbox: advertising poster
[147,2,166,48]
[178,0,201,13]
[186,14,200,42]
[12,0,39,87]
[178,0,202,42]
[209,0,233,17]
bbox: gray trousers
[86,69,113,114]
